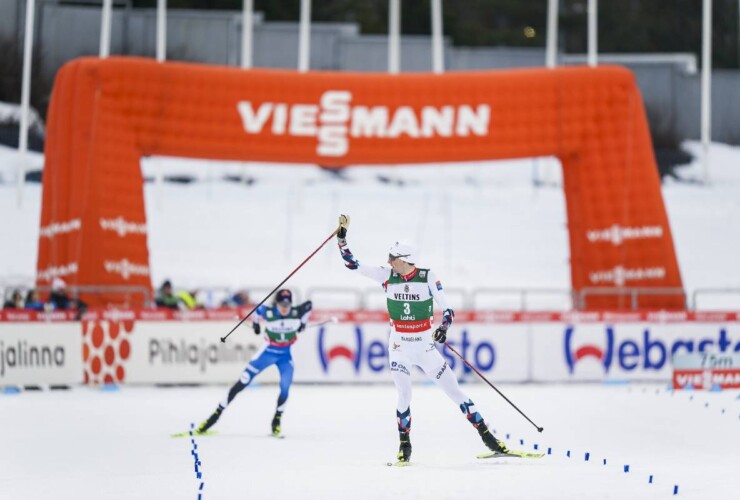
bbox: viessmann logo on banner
[237,90,491,157]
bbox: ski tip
[387,460,412,467]
[476,450,545,459]
[172,430,217,438]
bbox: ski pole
[220,229,339,343]
[307,316,338,329]
[444,342,544,433]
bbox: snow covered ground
[1,141,739,309]
[1,383,738,499]
[1,143,739,499]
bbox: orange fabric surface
[37,57,683,309]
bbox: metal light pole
[701,0,713,184]
[241,0,253,69]
[430,0,444,73]
[156,0,166,62]
[17,0,36,207]
[587,0,598,67]
[388,0,400,73]
[100,0,113,58]
[298,0,311,72]
[546,0,559,68]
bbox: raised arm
[336,215,390,285]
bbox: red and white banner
[0,323,82,385]
[672,353,740,390]
[2,310,740,385]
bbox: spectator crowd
[3,278,253,312]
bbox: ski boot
[397,431,412,463]
[477,422,508,454]
[271,411,283,436]
[197,406,223,434]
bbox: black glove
[297,323,306,333]
[432,327,447,343]
[253,323,261,335]
[337,214,350,241]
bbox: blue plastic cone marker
[534,444,539,450]
[2,386,21,394]
[685,382,694,391]
[674,485,679,495]
[199,483,204,491]
[710,383,722,392]
[649,475,653,483]
[197,472,202,479]
[603,459,607,465]
[566,450,571,457]
[624,465,630,473]
[547,448,552,455]
[585,452,590,461]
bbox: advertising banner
[0,323,82,385]
[291,322,529,383]
[81,319,272,385]
[531,322,740,382]
[40,58,682,310]
[672,353,740,390]
[3,310,739,385]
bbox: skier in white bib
[335,215,508,464]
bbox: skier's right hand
[253,323,261,335]
[337,214,350,240]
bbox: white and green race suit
[338,238,477,421]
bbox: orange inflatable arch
[38,57,683,310]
